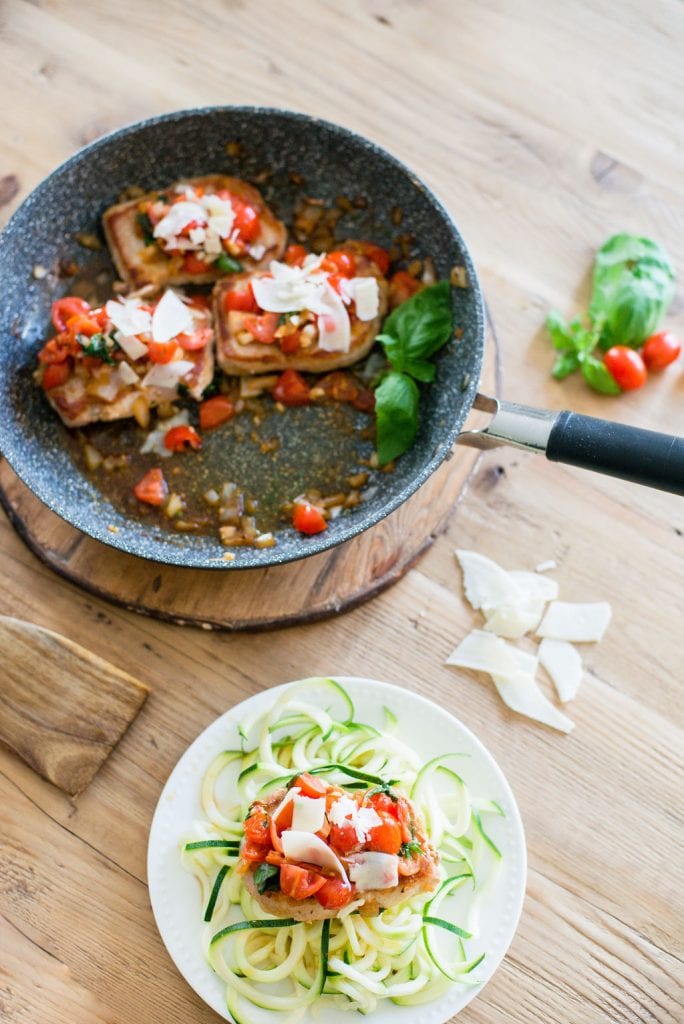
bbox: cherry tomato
[42,361,71,390]
[244,312,279,344]
[177,327,212,351]
[358,242,390,276]
[199,395,235,430]
[243,807,272,846]
[51,297,90,332]
[163,425,202,452]
[368,792,398,817]
[322,250,356,277]
[366,811,402,854]
[329,818,362,856]
[65,313,102,338]
[641,331,681,371]
[183,293,211,311]
[273,369,311,406]
[133,468,168,506]
[292,502,327,535]
[292,773,329,799]
[389,270,421,306]
[146,341,177,364]
[279,864,326,900]
[229,197,261,243]
[265,849,285,866]
[223,282,259,313]
[38,334,79,364]
[315,877,355,909]
[240,841,268,863]
[279,330,301,355]
[603,346,647,391]
[284,244,307,267]
[182,253,210,275]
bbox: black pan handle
[459,395,684,496]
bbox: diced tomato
[352,387,375,414]
[231,197,261,243]
[315,877,355,909]
[91,307,110,330]
[329,818,362,856]
[292,773,329,799]
[146,341,177,364]
[318,371,359,403]
[396,798,413,844]
[42,361,71,390]
[389,270,421,306]
[199,395,235,430]
[65,313,102,338]
[38,334,80,364]
[177,327,212,351]
[244,312,279,344]
[366,811,402,855]
[223,282,259,313]
[265,849,285,866]
[269,796,294,853]
[182,253,211,275]
[279,330,302,355]
[240,840,268,863]
[368,792,397,817]
[163,425,202,452]
[178,219,202,237]
[280,863,326,900]
[133,468,168,506]
[51,297,90,332]
[292,503,327,536]
[284,244,307,267]
[358,242,390,276]
[322,250,356,277]
[244,807,272,846]
[273,369,310,406]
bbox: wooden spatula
[0,615,149,796]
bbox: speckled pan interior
[0,107,484,569]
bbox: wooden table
[1,2,682,1021]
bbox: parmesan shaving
[492,670,575,734]
[456,549,523,611]
[537,601,612,642]
[445,629,525,680]
[538,638,583,703]
[152,290,194,344]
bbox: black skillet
[0,108,681,572]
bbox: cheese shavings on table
[446,550,612,732]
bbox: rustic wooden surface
[0,615,149,796]
[0,2,682,1023]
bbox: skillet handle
[546,411,684,495]
[460,396,684,495]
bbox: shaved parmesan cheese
[328,795,381,842]
[349,277,379,321]
[251,258,352,352]
[291,795,326,833]
[508,571,559,603]
[538,638,583,703]
[106,298,151,337]
[456,549,524,611]
[281,831,349,885]
[152,290,194,344]
[203,193,235,239]
[91,375,121,402]
[483,601,545,639]
[354,806,382,842]
[116,361,139,387]
[140,410,189,458]
[537,601,612,642]
[141,359,194,391]
[446,629,528,680]
[248,243,266,260]
[535,560,557,573]
[153,201,206,243]
[114,332,148,361]
[328,795,357,826]
[347,852,399,891]
[492,670,575,734]
[310,285,351,353]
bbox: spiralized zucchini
[181,678,504,1022]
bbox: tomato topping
[38,334,80,364]
[240,840,269,863]
[292,502,327,536]
[244,312,279,344]
[284,244,307,267]
[358,242,390,276]
[133,468,168,506]
[315,877,355,909]
[224,282,259,313]
[182,293,210,311]
[243,807,272,846]
[146,341,177,364]
[366,811,402,855]
[265,849,285,866]
[322,251,357,277]
[199,395,235,430]
[231,197,261,242]
[603,346,647,391]
[368,792,398,817]
[396,798,413,844]
[279,330,302,355]
[177,327,212,351]
[42,361,71,390]
[273,369,311,406]
[352,387,375,414]
[398,854,423,877]
[641,331,681,371]
[163,425,202,452]
[389,270,421,306]
[182,253,211,275]
[329,818,362,856]
[292,773,329,799]
[51,297,90,333]
[65,313,102,339]
[279,864,326,900]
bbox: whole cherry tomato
[603,346,647,391]
[641,331,681,371]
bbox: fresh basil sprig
[373,281,453,464]
[546,233,675,393]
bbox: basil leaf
[377,280,453,372]
[545,310,574,351]
[136,211,154,245]
[598,274,674,350]
[253,862,280,894]
[374,370,420,465]
[581,355,621,395]
[551,350,581,380]
[215,253,242,273]
[77,332,115,364]
[401,359,436,383]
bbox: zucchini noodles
[181,678,504,1022]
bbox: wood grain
[0,616,149,796]
[0,1,682,1023]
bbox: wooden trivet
[0,325,498,632]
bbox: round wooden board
[0,324,498,631]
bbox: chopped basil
[253,862,280,894]
[135,211,155,245]
[399,840,423,858]
[77,333,116,364]
[215,253,243,274]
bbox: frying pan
[0,107,681,572]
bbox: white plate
[148,677,527,1023]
